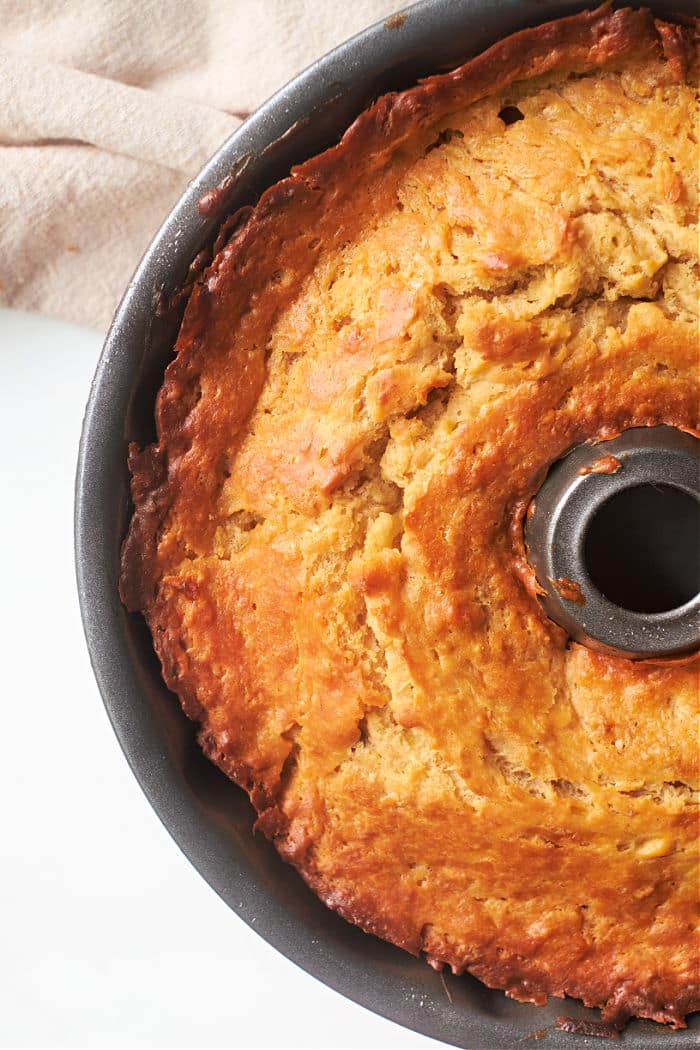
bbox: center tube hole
[584,484,700,614]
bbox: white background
[0,308,448,1050]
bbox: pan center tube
[524,426,700,659]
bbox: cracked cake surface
[121,3,699,1029]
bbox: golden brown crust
[118,1,666,606]
[121,4,700,1030]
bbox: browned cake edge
[120,2,699,1030]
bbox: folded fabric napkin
[0,0,400,329]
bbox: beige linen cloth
[0,0,400,329]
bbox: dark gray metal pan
[75,2,699,1045]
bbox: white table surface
[0,307,448,1050]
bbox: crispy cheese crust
[121,4,699,1028]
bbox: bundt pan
[75,1,699,1046]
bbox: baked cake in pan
[121,3,699,1028]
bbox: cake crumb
[552,577,586,606]
[556,1016,621,1039]
[578,455,621,476]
